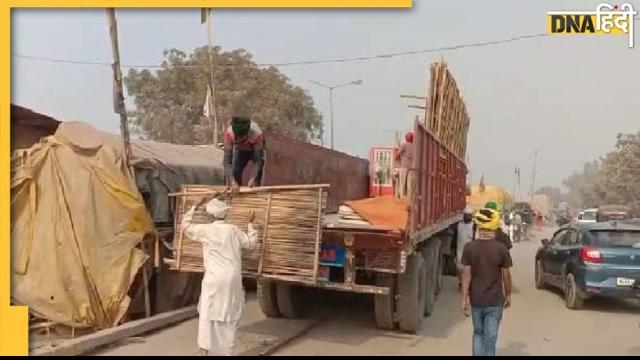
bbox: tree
[563,160,606,209]
[124,47,323,145]
[599,132,640,212]
[562,131,640,213]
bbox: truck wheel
[257,280,281,318]
[397,254,426,333]
[433,239,443,295]
[421,247,436,316]
[276,283,304,318]
[374,273,397,330]
[564,273,584,310]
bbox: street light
[310,79,363,150]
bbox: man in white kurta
[182,198,258,356]
[456,207,475,288]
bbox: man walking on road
[182,197,258,356]
[461,208,513,357]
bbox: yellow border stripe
[1,3,29,357]
[9,0,412,8]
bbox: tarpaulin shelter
[11,122,154,328]
[131,140,224,224]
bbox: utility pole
[530,150,538,204]
[329,87,334,149]
[513,166,520,201]
[310,79,362,150]
[106,8,132,171]
[202,8,219,145]
[106,8,149,319]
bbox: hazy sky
[11,1,640,193]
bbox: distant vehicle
[512,202,533,239]
[535,221,640,309]
[597,205,632,222]
[556,211,570,227]
[558,202,569,212]
[577,208,598,224]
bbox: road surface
[96,227,640,356]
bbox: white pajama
[197,318,239,356]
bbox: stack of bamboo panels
[170,184,327,283]
[337,205,370,226]
[426,60,471,159]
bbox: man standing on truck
[223,116,265,192]
[461,208,513,357]
[182,197,258,356]
[395,131,414,199]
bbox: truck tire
[257,280,281,318]
[421,246,437,317]
[276,283,304,318]
[397,254,426,333]
[433,239,443,295]
[374,273,397,330]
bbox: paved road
[275,227,640,356]
[96,227,640,356]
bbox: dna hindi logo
[547,2,638,48]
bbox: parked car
[576,208,598,225]
[535,221,640,309]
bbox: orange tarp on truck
[344,196,410,231]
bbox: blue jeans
[471,306,504,356]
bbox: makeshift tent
[131,140,224,224]
[11,122,153,329]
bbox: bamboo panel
[170,185,327,283]
[425,60,470,160]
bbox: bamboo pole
[175,195,186,270]
[258,193,273,277]
[168,184,330,197]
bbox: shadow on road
[540,286,640,314]
[500,341,530,356]
[267,277,468,348]
[628,346,640,355]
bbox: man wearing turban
[182,198,258,356]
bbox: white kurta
[456,221,474,264]
[182,207,258,353]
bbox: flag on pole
[203,85,212,118]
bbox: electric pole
[202,8,219,145]
[106,8,132,171]
[530,150,538,204]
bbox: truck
[170,60,469,333]
[255,118,467,333]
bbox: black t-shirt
[462,240,513,308]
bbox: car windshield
[583,211,597,221]
[587,230,640,248]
